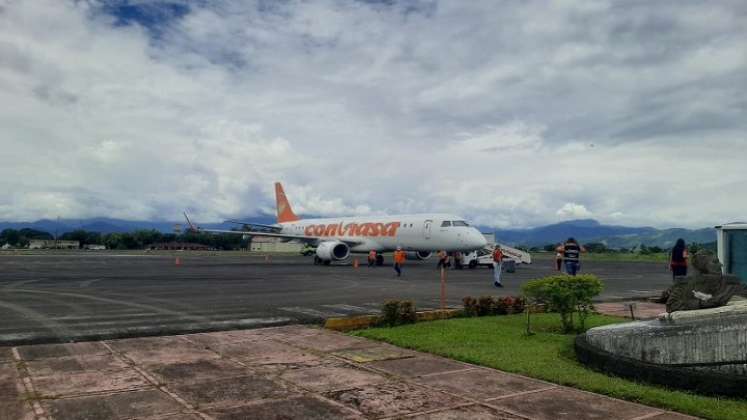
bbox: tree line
[0,228,249,250]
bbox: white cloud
[556,203,593,219]
[0,0,745,229]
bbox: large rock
[665,251,747,312]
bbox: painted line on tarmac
[0,298,77,340]
[7,289,212,324]
[1,279,41,289]
[78,278,104,288]
[278,306,342,318]
[321,304,380,314]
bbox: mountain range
[492,219,716,248]
[0,217,716,249]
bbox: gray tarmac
[0,252,672,346]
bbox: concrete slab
[204,339,323,366]
[205,395,364,420]
[145,358,251,385]
[106,336,219,365]
[324,381,470,418]
[24,353,129,376]
[415,368,553,401]
[0,363,22,400]
[277,330,375,352]
[31,368,150,397]
[172,374,298,410]
[486,388,658,420]
[16,341,109,360]
[368,355,472,378]
[332,344,414,363]
[280,365,388,392]
[409,404,525,420]
[43,389,185,420]
[0,400,35,420]
[0,347,13,363]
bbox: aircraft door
[423,220,432,240]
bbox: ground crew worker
[555,247,563,271]
[454,251,463,270]
[393,246,406,277]
[492,245,504,287]
[368,249,377,267]
[557,237,585,276]
[436,250,448,270]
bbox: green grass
[353,314,747,420]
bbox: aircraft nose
[472,229,488,249]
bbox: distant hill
[1,217,717,249]
[490,219,716,248]
[0,216,278,235]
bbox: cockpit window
[440,221,452,227]
[452,221,469,226]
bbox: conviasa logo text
[304,222,401,237]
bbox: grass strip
[353,314,747,420]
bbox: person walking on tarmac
[557,238,585,276]
[555,247,563,271]
[393,246,406,277]
[368,249,377,267]
[436,250,448,270]
[492,245,504,288]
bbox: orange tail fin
[275,182,300,223]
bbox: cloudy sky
[1,0,745,228]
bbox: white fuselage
[276,213,487,253]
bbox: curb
[324,309,461,332]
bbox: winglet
[275,182,300,223]
[183,212,198,232]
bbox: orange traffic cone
[353,258,359,268]
[175,257,181,266]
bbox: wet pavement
[0,252,673,346]
[1,325,696,420]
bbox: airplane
[185,182,488,265]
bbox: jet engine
[316,241,350,262]
[406,251,433,260]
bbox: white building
[716,223,747,284]
[28,240,80,249]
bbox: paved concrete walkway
[595,302,667,320]
[1,326,695,420]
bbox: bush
[381,300,417,326]
[512,296,525,314]
[522,274,603,333]
[399,300,417,324]
[495,296,513,315]
[477,296,495,316]
[462,296,478,317]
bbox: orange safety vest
[394,250,406,264]
[368,250,377,260]
[493,249,503,262]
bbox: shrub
[477,296,495,316]
[495,296,514,315]
[382,300,401,327]
[522,274,603,333]
[462,296,478,317]
[381,300,417,326]
[399,300,417,325]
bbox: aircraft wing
[224,220,282,232]
[192,227,364,246]
[183,214,363,246]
